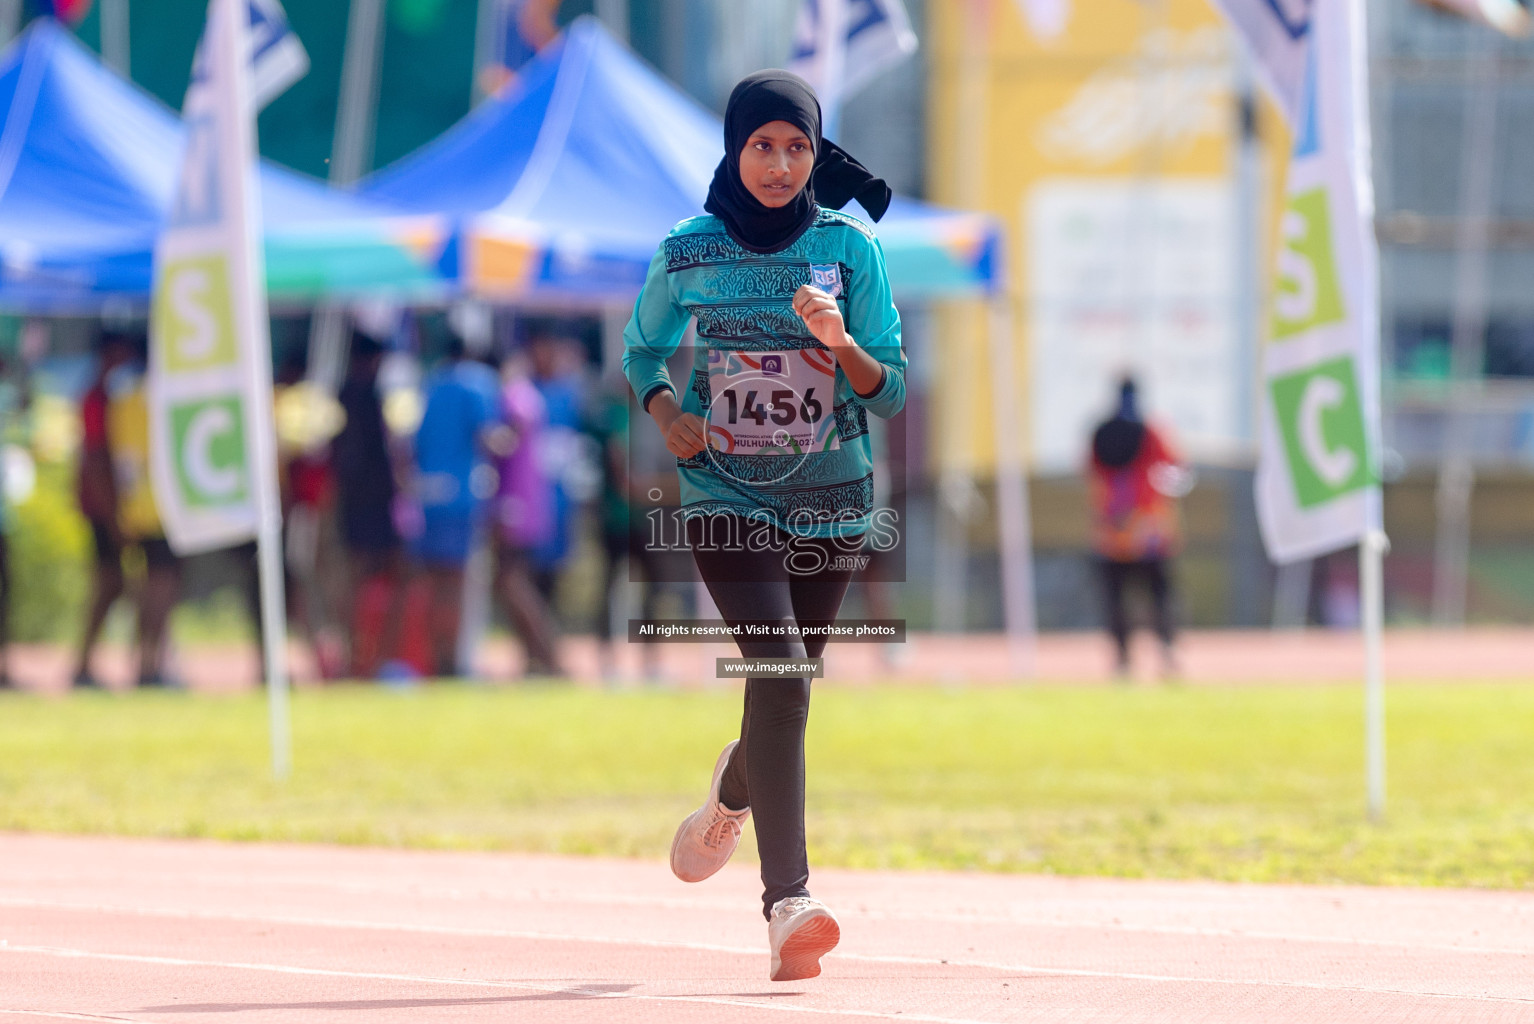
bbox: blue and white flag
[245,0,308,107]
[1215,0,1312,127]
[189,0,308,111]
[1214,0,1382,563]
[789,0,917,131]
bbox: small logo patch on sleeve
[810,263,843,298]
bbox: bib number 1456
[706,349,840,455]
[721,387,823,427]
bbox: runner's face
[739,121,813,208]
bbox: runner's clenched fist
[792,284,849,350]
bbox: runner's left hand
[793,285,850,350]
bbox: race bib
[706,349,840,455]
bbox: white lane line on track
[0,1012,144,1022]
[5,891,1534,962]
[15,864,1532,924]
[9,866,1528,943]
[0,945,1002,1024]
[5,905,1534,1006]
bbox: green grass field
[4,682,1533,888]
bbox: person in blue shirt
[411,335,501,677]
[623,70,903,982]
[527,330,595,602]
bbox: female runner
[623,70,904,982]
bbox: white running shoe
[768,896,841,982]
[669,740,750,883]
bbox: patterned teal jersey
[623,208,906,538]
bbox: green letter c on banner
[1270,356,1374,509]
[170,397,249,508]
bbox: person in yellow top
[105,356,182,689]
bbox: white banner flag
[148,0,280,555]
[245,0,309,108]
[189,0,308,111]
[789,0,917,129]
[1214,0,1382,564]
[1218,0,1312,125]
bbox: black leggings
[1100,557,1175,663]
[687,515,857,919]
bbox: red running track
[3,835,1533,1022]
[12,628,1534,695]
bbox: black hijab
[704,70,892,254]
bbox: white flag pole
[988,295,1037,676]
[815,0,848,136]
[101,0,131,76]
[216,0,291,779]
[1431,30,1499,628]
[307,0,387,398]
[259,459,292,779]
[1347,0,1386,820]
[0,0,20,47]
[1361,527,1387,819]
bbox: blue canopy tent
[361,17,1002,303]
[0,20,447,312]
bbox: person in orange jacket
[1087,377,1188,678]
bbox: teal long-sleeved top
[623,208,906,538]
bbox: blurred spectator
[277,370,344,680]
[105,347,181,688]
[332,331,403,677]
[242,354,345,683]
[857,416,907,669]
[1316,554,1363,630]
[71,330,134,690]
[1087,377,1186,678]
[479,0,564,96]
[528,329,597,603]
[493,349,563,677]
[587,375,663,681]
[410,334,500,677]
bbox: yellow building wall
[926,0,1289,476]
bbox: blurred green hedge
[10,464,88,643]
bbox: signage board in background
[1027,179,1241,474]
